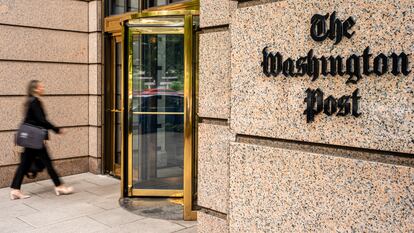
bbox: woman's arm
[30,99,60,133]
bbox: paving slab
[174,226,198,233]
[97,218,185,233]
[89,207,146,227]
[0,203,38,218]
[60,177,101,192]
[84,174,120,186]
[90,195,121,210]
[86,184,120,196]
[18,202,104,227]
[26,216,110,233]
[20,182,51,195]
[0,217,35,233]
[173,220,199,228]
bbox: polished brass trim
[105,12,135,33]
[183,14,196,221]
[127,26,134,197]
[127,23,189,198]
[132,112,184,115]
[131,10,199,19]
[132,189,184,197]
[128,17,184,27]
[129,27,184,34]
[107,36,123,179]
[110,37,116,176]
[104,1,199,34]
[110,109,123,113]
[120,23,126,197]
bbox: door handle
[109,109,123,113]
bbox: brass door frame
[123,10,198,220]
[128,26,185,198]
[106,35,124,178]
[112,36,123,177]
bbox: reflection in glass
[143,0,186,9]
[128,0,139,11]
[131,33,185,190]
[115,43,122,165]
[108,0,188,16]
[132,34,184,113]
[111,0,125,15]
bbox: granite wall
[0,0,103,188]
[198,0,414,232]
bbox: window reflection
[108,0,188,16]
[111,0,126,15]
[128,0,139,12]
[131,33,185,190]
[143,0,185,8]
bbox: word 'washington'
[261,46,411,84]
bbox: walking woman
[10,80,73,200]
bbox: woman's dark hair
[27,80,40,97]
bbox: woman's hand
[59,128,65,135]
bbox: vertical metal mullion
[127,27,134,197]
[121,22,129,197]
[183,14,196,221]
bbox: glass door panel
[124,12,198,220]
[105,36,123,177]
[130,28,185,195]
[114,41,122,175]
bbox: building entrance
[104,5,199,220]
[124,11,198,220]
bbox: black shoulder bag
[15,98,47,149]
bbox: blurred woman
[10,80,73,200]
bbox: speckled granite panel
[0,25,88,63]
[0,96,88,131]
[89,126,102,158]
[200,0,231,28]
[89,157,102,174]
[89,1,102,32]
[40,96,89,127]
[198,212,229,233]
[0,62,88,95]
[0,132,19,166]
[198,123,235,214]
[89,64,102,95]
[230,0,414,153]
[46,127,89,160]
[0,0,88,32]
[89,96,102,126]
[229,142,414,232]
[199,30,231,119]
[89,32,102,64]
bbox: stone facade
[198,0,414,232]
[0,0,103,188]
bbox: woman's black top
[24,97,59,139]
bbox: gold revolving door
[122,10,198,220]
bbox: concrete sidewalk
[0,173,197,233]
